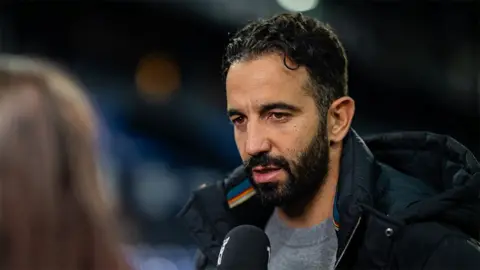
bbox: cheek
[234,131,248,161]
[283,123,318,159]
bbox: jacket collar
[333,129,379,265]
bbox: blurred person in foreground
[179,13,480,270]
[0,55,131,270]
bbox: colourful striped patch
[333,218,340,231]
[227,179,256,208]
[226,178,341,231]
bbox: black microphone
[216,225,271,270]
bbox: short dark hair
[222,13,348,114]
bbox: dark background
[1,1,478,269]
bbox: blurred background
[0,0,478,269]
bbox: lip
[252,168,282,184]
[252,165,279,172]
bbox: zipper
[334,216,362,269]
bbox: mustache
[244,153,291,173]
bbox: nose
[245,124,271,157]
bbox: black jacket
[179,130,480,269]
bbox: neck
[277,145,341,228]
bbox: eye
[231,116,246,125]
[269,112,289,121]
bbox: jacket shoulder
[177,182,235,265]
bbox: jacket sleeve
[194,249,216,270]
[423,236,480,270]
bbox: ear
[327,96,355,145]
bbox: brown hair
[0,55,130,270]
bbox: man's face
[226,54,330,208]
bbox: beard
[244,122,330,217]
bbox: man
[179,13,480,270]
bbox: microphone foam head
[217,225,271,270]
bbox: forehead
[226,54,311,107]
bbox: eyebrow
[227,108,242,118]
[259,102,301,115]
[227,102,301,118]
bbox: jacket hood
[364,132,480,237]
